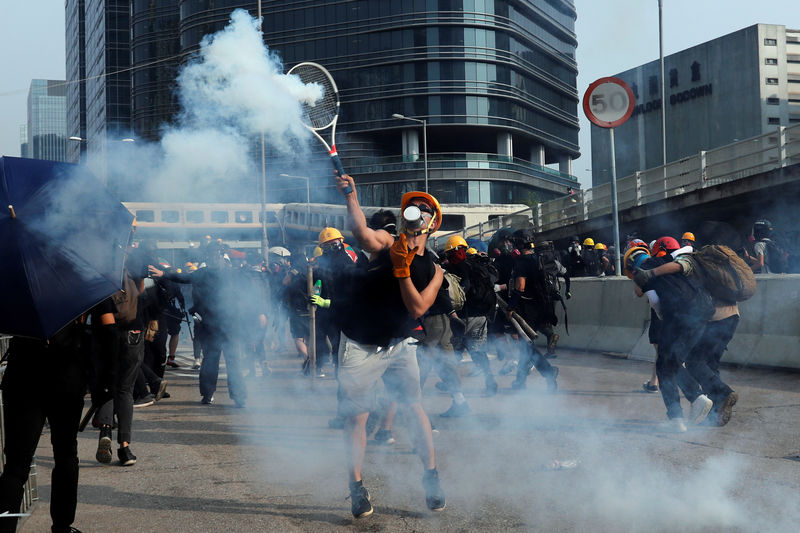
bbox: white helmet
[268,246,291,257]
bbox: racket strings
[293,66,338,129]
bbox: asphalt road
[19,346,800,532]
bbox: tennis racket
[287,61,352,194]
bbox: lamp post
[68,136,134,190]
[280,173,311,233]
[391,114,428,193]
[658,0,666,167]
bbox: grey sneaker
[133,394,155,408]
[349,481,373,518]
[688,394,713,425]
[716,391,738,426]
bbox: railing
[432,123,800,248]
[0,336,39,524]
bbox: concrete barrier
[556,275,800,370]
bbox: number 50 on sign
[583,77,635,128]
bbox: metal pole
[658,0,667,167]
[307,262,316,388]
[258,2,269,262]
[423,119,429,193]
[306,177,311,235]
[609,128,622,275]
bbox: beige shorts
[337,332,422,417]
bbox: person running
[332,172,446,518]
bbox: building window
[135,209,154,222]
[767,117,780,125]
[210,211,228,223]
[161,210,179,223]
[186,210,204,223]
[234,211,253,223]
[765,58,778,65]
[766,78,779,85]
[767,97,780,105]
[764,38,777,46]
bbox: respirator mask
[402,203,435,236]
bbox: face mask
[449,248,467,264]
[402,204,434,236]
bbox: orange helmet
[681,232,695,242]
[400,191,442,235]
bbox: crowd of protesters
[0,169,793,530]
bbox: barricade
[557,275,800,370]
[0,335,39,525]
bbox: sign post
[583,77,635,276]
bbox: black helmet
[511,228,536,249]
[753,219,773,231]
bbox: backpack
[691,245,756,303]
[763,239,789,273]
[537,242,562,300]
[465,256,498,314]
[112,271,140,323]
[444,272,466,312]
[581,248,600,276]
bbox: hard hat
[583,237,595,247]
[626,238,647,251]
[512,228,536,249]
[268,246,291,257]
[681,232,695,242]
[444,235,468,252]
[318,227,344,245]
[653,236,680,257]
[313,246,323,257]
[594,243,607,251]
[623,246,651,279]
[466,247,478,255]
[189,264,198,271]
[753,219,773,232]
[400,191,442,234]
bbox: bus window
[135,210,155,223]
[161,210,180,223]
[439,214,466,232]
[259,211,277,223]
[211,211,229,223]
[235,211,253,223]
[186,211,204,223]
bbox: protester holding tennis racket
[329,171,447,518]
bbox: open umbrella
[0,156,134,339]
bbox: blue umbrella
[0,157,134,339]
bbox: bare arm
[335,173,394,253]
[397,265,444,319]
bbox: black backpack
[465,256,498,315]
[763,239,789,273]
[581,248,600,276]
[536,242,562,300]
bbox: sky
[0,1,797,189]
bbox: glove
[566,291,572,300]
[310,295,331,308]
[449,314,466,337]
[192,312,202,323]
[633,268,655,288]
[390,233,418,278]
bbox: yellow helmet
[313,246,323,257]
[318,227,343,245]
[466,247,478,255]
[400,191,443,235]
[594,243,607,251]
[583,237,595,247]
[682,232,695,242]
[444,235,468,252]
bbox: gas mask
[321,240,344,255]
[402,203,436,236]
[448,248,467,264]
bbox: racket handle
[330,152,353,195]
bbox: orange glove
[390,234,418,278]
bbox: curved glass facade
[131,0,182,141]
[178,0,580,204]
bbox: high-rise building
[26,79,68,162]
[65,0,87,163]
[591,24,800,187]
[19,125,29,158]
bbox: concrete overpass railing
[554,275,800,370]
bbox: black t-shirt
[640,256,713,322]
[338,247,437,346]
[511,254,543,300]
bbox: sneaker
[154,380,168,401]
[160,391,171,399]
[374,429,396,445]
[133,394,155,408]
[485,379,498,397]
[642,381,659,393]
[96,426,113,464]
[166,357,180,368]
[499,360,518,376]
[546,366,559,393]
[118,446,137,466]
[547,333,560,354]
[440,401,471,418]
[434,381,449,393]
[659,418,687,433]
[192,359,202,370]
[430,422,439,436]
[422,468,446,511]
[349,481,373,518]
[201,395,215,405]
[688,394,713,425]
[716,391,738,427]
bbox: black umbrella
[0,156,134,339]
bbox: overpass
[433,123,800,249]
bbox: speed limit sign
[583,77,635,128]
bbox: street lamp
[391,113,428,193]
[279,173,311,233]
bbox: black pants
[96,330,145,444]
[685,315,738,405]
[0,343,86,533]
[514,301,555,383]
[656,315,705,419]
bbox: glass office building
[26,79,68,162]
[65,0,86,163]
[180,0,580,205]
